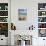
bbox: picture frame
[18,9,27,21]
[38,29,46,37]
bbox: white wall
[11,0,46,29]
[11,0,38,45]
[11,0,46,46]
[11,0,38,30]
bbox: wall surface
[11,0,46,46]
[11,0,38,30]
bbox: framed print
[11,23,16,30]
[18,9,27,21]
[38,29,46,37]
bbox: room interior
[0,0,46,46]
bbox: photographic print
[0,17,8,22]
[18,9,27,21]
[38,3,46,10]
[11,23,16,30]
[38,23,46,28]
[38,17,46,22]
[38,29,46,37]
[0,23,8,37]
